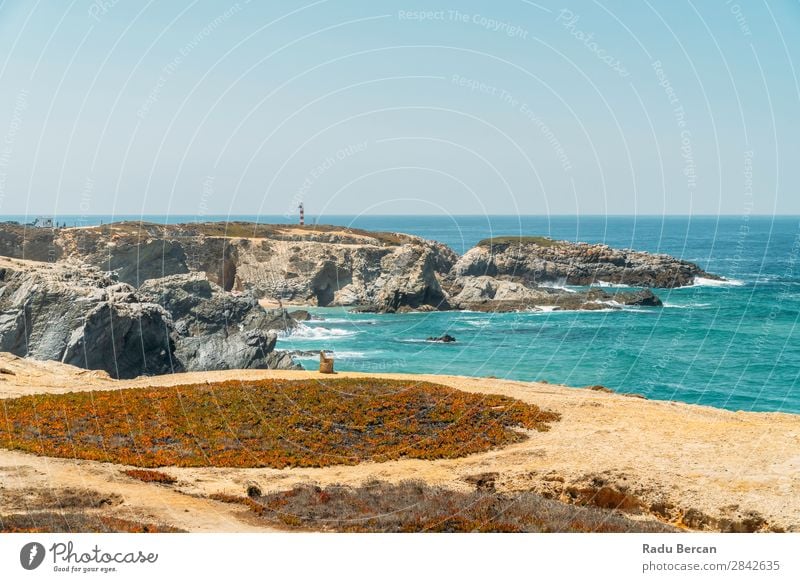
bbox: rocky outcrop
[0,223,723,314]
[448,275,662,312]
[453,237,720,289]
[0,223,457,313]
[427,334,457,343]
[0,258,176,379]
[138,273,299,371]
[0,258,298,378]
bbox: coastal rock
[288,309,313,321]
[61,300,178,378]
[0,223,458,313]
[427,334,456,343]
[372,244,451,312]
[0,259,299,377]
[0,258,176,379]
[449,276,662,312]
[452,237,720,289]
[0,222,719,313]
[137,273,299,371]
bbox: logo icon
[20,542,46,570]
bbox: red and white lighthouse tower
[298,202,305,226]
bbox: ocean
[5,214,800,413]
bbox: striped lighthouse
[298,202,305,226]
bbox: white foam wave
[532,305,562,312]
[692,276,745,287]
[315,317,376,324]
[332,351,369,359]
[663,302,712,309]
[591,281,629,288]
[463,319,491,327]
[291,350,368,359]
[538,279,577,293]
[288,324,359,340]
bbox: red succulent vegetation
[0,378,558,468]
[122,469,177,484]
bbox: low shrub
[0,512,184,533]
[122,469,177,484]
[235,481,676,533]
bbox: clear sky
[0,0,798,217]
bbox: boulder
[426,334,456,343]
[0,258,176,379]
[62,300,178,378]
[138,273,299,371]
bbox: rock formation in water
[447,276,662,312]
[0,222,724,315]
[452,237,719,288]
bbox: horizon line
[2,213,799,218]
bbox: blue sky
[0,0,798,216]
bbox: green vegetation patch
[477,236,564,248]
[0,379,558,469]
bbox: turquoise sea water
[277,215,800,414]
[4,214,799,413]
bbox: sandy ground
[1,353,798,532]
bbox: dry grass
[0,512,184,533]
[0,378,558,468]
[477,236,563,248]
[0,487,121,511]
[86,221,409,246]
[215,480,676,533]
[0,485,182,532]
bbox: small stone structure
[319,351,334,374]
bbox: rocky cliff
[0,257,176,378]
[453,236,719,288]
[138,273,297,372]
[0,257,297,378]
[0,223,724,314]
[0,222,457,312]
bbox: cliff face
[453,237,719,289]
[0,257,176,378]
[138,273,298,372]
[0,223,458,312]
[0,223,723,315]
[0,257,298,378]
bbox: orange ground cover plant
[0,378,558,468]
[122,469,177,484]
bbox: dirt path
[1,353,798,531]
